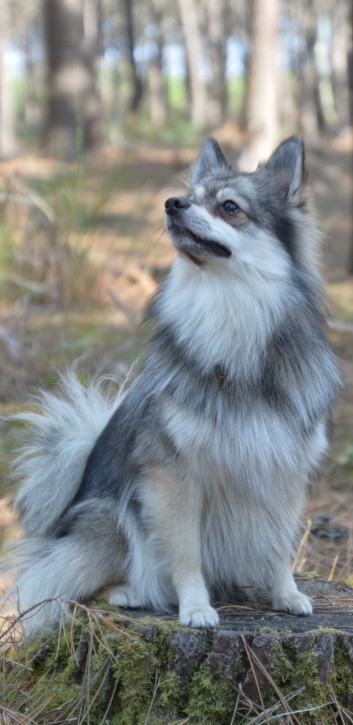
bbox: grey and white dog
[8,136,342,633]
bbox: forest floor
[0,131,352,588]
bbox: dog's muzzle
[164,196,231,261]
[164,197,191,216]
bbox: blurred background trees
[0,0,351,160]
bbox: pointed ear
[265,136,306,201]
[191,138,231,187]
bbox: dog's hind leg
[102,584,141,608]
[142,467,219,627]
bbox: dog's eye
[222,200,240,215]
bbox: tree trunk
[24,21,39,127]
[147,0,167,127]
[43,0,103,159]
[240,0,280,170]
[205,0,227,128]
[331,0,350,129]
[296,0,325,139]
[348,3,353,276]
[178,0,207,129]
[82,0,104,149]
[122,0,143,114]
[349,0,353,126]
[0,0,16,158]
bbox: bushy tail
[6,504,123,634]
[11,370,124,538]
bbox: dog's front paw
[179,604,219,628]
[272,590,312,616]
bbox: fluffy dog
[8,136,342,633]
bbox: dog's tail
[5,502,125,634]
[11,370,124,538]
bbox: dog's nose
[164,197,191,216]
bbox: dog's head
[164,137,316,279]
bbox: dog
[7,136,342,633]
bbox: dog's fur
[7,136,342,633]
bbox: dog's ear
[265,136,306,201]
[191,138,231,187]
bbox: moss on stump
[1,579,353,724]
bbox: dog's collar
[215,365,228,389]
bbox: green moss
[111,635,155,724]
[266,631,353,724]
[294,650,332,720]
[152,624,186,715]
[158,669,183,710]
[2,632,82,717]
[109,620,197,724]
[270,637,294,686]
[332,640,353,702]
[188,665,236,724]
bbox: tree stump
[2,578,353,724]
